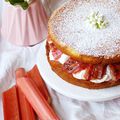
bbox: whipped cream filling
[49,50,54,61]
[58,54,69,64]
[73,70,86,80]
[49,50,69,63]
[49,50,112,83]
[73,66,112,83]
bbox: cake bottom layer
[46,42,120,89]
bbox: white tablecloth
[1,0,120,120]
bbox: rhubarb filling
[48,40,120,83]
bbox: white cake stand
[37,41,120,102]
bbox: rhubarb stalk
[16,68,36,120]
[2,86,20,120]
[26,65,51,104]
[17,77,60,120]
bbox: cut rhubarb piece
[15,68,36,120]
[90,65,107,79]
[72,67,81,74]
[2,86,20,120]
[26,65,51,104]
[73,62,88,74]
[116,73,120,80]
[109,65,117,80]
[63,58,80,73]
[90,65,99,79]
[68,63,80,73]
[17,77,60,120]
[110,64,120,80]
[97,65,104,79]
[84,65,93,80]
[113,64,120,73]
[52,49,62,60]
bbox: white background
[1,0,120,120]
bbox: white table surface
[1,0,120,120]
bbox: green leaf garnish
[5,0,29,10]
[87,11,109,29]
[15,2,29,10]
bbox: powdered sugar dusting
[50,0,120,58]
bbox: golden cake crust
[48,0,120,64]
[46,42,120,89]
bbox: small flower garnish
[87,11,109,29]
[5,0,32,10]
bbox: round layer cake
[46,0,120,89]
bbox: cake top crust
[49,0,120,58]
